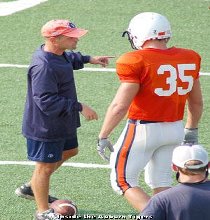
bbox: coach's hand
[182,128,198,145]
[97,138,114,161]
[89,56,115,67]
[80,103,98,121]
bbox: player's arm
[185,79,203,128]
[98,82,139,139]
[184,79,203,144]
[97,53,140,160]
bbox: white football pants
[110,120,184,195]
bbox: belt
[128,119,162,124]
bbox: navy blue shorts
[27,137,78,163]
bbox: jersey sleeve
[116,52,144,83]
[183,49,201,79]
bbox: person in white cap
[140,144,210,220]
[14,19,114,220]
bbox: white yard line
[0,64,28,68]
[0,160,111,169]
[0,0,47,16]
[0,63,209,75]
[0,63,116,72]
[0,160,209,172]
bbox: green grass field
[0,0,210,219]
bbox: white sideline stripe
[81,67,116,72]
[0,64,28,68]
[200,72,210,76]
[0,161,209,173]
[0,0,48,16]
[0,63,209,75]
[0,64,116,72]
[0,161,111,169]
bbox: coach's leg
[23,147,78,197]
[31,162,57,212]
[54,136,79,170]
[55,147,78,170]
[28,147,78,177]
[27,148,78,189]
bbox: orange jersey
[116,47,201,121]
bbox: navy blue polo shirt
[22,45,90,142]
[141,181,210,220]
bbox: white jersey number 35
[154,64,195,96]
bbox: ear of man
[172,164,179,172]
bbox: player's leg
[123,187,150,212]
[110,121,154,211]
[144,121,184,194]
[144,144,175,195]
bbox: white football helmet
[122,12,172,49]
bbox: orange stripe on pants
[116,123,136,193]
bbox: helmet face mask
[123,12,172,49]
[122,31,137,50]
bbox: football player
[97,12,203,211]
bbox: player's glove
[182,128,198,145]
[97,138,114,161]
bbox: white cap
[172,145,209,169]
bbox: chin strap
[176,166,209,184]
[122,31,138,50]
